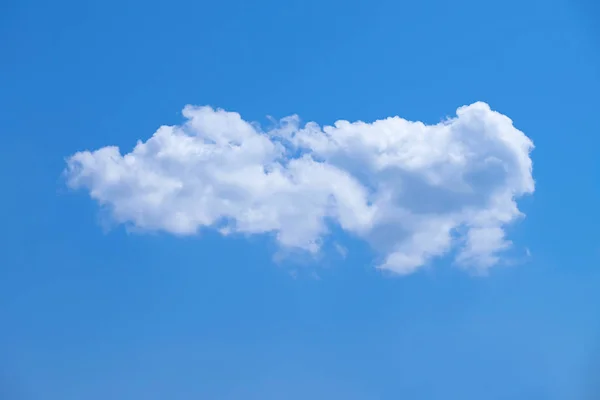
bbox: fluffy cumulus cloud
[65,102,534,274]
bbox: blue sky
[1,0,599,398]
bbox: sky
[1,0,599,398]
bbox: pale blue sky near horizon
[1,0,600,399]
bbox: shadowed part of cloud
[64,102,534,275]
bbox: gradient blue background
[1,0,599,398]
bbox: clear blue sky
[1,0,599,398]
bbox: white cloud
[64,102,534,274]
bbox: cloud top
[65,102,534,274]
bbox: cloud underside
[65,102,534,274]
